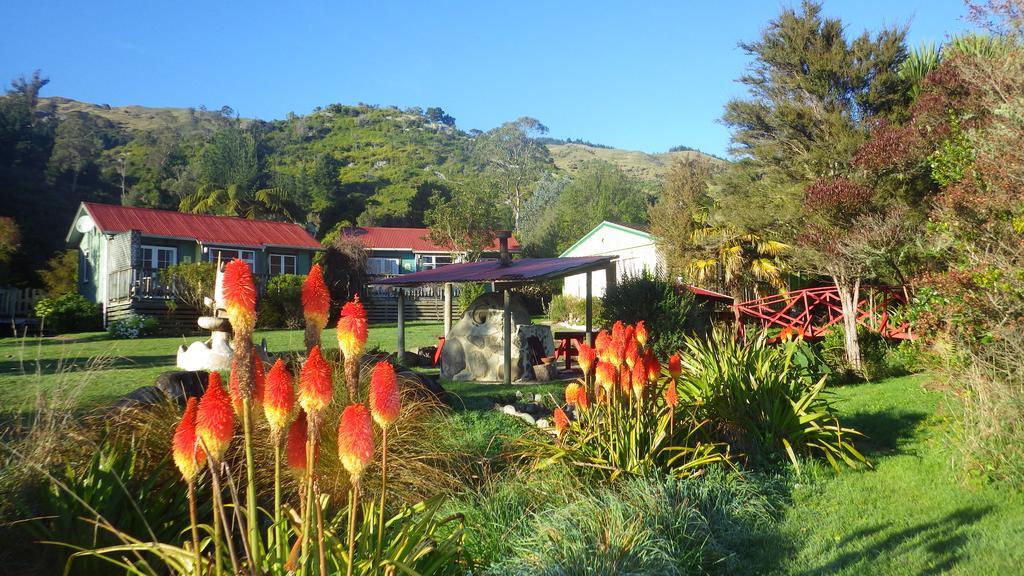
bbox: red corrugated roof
[371,256,613,285]
[82,203,322,250]
[344,226,520,253]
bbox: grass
[0,321,443,413]
[741,374,1024,576]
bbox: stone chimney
[496,230,512,267]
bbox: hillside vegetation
[1,87,717,286]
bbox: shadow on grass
[794,505,993,576]
[0,354,175,376]
[841,409,930,455]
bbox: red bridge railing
[734,285,912,340]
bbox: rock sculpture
[441,292,554,382]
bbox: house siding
[562,223,661,299]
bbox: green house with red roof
[66,202,323,323]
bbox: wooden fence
[0,287,46,320]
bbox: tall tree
[715,0,911,370]
[649,157,718,278]
[473,117,552,232]
[552,160,650,254]
[424,178,502,261]
[48,111,103,196]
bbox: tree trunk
[834,275,862,373]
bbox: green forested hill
[1,82,718,285]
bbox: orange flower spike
[619,365,632,395]
[635,321,649,348]
[337,404,375,483]
[196,372,234,461]
[299,345,333,416]
[611,321,626,341]
[576,387,591,410]
[645,352,661,384]
[624,324,635,346]
[594,330,610,355]
[222,258,256,334]
[173,397,206,482]
[668,353,682,381]
[624,338,639,368]
[369,361,401,428]
[264,359,295,436]
[564,382,582,406]
[301,263,331,329]
[576,343,596,376]
[229,354,266,415]
[337,295,369,359]
[596,361,617,393]
[665,379,679,408]
[553,407,569,437]
[631,360,647,399]
[286,411,311,474]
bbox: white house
[561,221,660,298]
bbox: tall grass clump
[485,468,783,576]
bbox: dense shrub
[458,282,488,311]
[546,294,602,326]
[106,312,158,339]
[33,293,100,334]
[38,249,78,296]
[600,271,708,357]
[257,273,304,328]
[160,262,216,312]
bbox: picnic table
[552,330,594,370]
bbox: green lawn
[0,322,443,414]
[746,374,1024,576]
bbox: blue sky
[3,1,974,156]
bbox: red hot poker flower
[631,360,647,399]
[222,258,256,334]
[553,407,569,437]
[645,352,661,384]
[619,365,632,395]
[624,338,639,368]
[635,321,649,348]
[337,296,369,359]
[665,379,679,408]
[196,372,234,461]
[286,411,312,474]
[264,359,295,437]
[576,386,591,410]
[576,342,597,377]
[229,354,266,415]
[173,397,206,482]
[337,404,375,483]
[564,382,582,406]
[668,353,682,381]
[299,345,333,416]
[301,263,331,329]
[369,361,401,428]
[596,361,617,393]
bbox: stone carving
[440,292,554,382]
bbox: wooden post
[443,282,453,336]
[503,286,512,386]
[396,288,406,360]
[585,271,594,346]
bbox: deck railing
[107,268,269,303]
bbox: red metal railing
[733,285,912,340]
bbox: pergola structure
[371,241,616,385]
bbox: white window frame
[367,257,400,275]
[209,247,256,271]
[141,245,177,271]
[418,254,453,271]
[269,253,297,276]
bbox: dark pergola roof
[370,256,616,287]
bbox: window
[418,254,452,270]
[269,254,297,276]
[141,245,177,271]
[209,247,256,270]
[367,257,400,275]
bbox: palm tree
[687,220,789,329]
